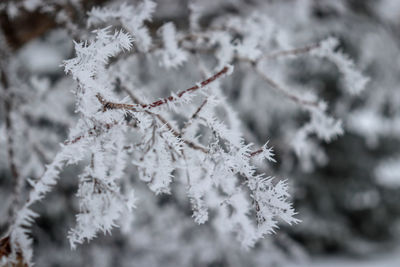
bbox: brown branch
[181,99,208,133]
[249,149,263,157]
[79,66,264,157]
[97,66,231,112]
[121,88,263,157]
[96,66,231,154]
[118,71,266,157]
[120,86,209,154]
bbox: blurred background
[1,0,400,266]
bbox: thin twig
[97,66,231,112]
[181,99,208,134]
[249,149,263,157]
[153,111,209,153]
[254,67,320,108]
[32,143,50,166]
[64,122,117,145]
[120,86,209,154]
[118,71,265,157]
[79,67,265,157]
[263,43,321,60]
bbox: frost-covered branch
[0,1,373,266]
[96,65,233,111]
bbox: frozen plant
[0,0,369,266]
